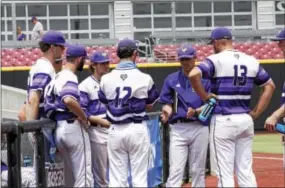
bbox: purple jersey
[27,58,56,119]
[17,33,26,41]
[98,61,159,124]
[197,49,271,115]
[160,70,211,124]
[79,76,107,119]
[44,69,80,121]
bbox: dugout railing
[1,112,175,188]
[1,118,56,188]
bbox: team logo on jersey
[181,47,187,52]
[175,83,181,87]
[234,54,240,59]
[120,74,128,81]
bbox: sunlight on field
[253,134,284,154]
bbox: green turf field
[253,133,284,154]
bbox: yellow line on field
[1,59,284,72]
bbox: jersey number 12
[233,65,247,86]
[115,86,132,107]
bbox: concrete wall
[1,85,26,120]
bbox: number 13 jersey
[197,49,272,115]
[98,63,159,124]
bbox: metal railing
[1,112,169,188]
[1,118,56,188]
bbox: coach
[160,44,210,187]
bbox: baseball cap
[31,16,37,22]
[177,45,196,59]
[90,52,110,63]
[40,31,67,46]
[271,28,285,41]
[208,27,232,44]
[117,38,138,52]
[66,44,87,58]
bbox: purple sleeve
[159,78,173,104]
[60,81,79,102]
[98,89,108,104]
[204,79,212,93]
[281,82,285,105]
[146,84,160,105]
[80,91,90,110]
[29,73,52,91]
[254,65,271,86]
[196,58,215,79]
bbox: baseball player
[264,28,285,168]
[189,27,276,187]
[44,44,93,187]
[160,44,211,187]
[25,30,66,166]
[98,38,159,187]
[79,52,111,187]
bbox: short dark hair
[89,64,95,73]
[39,41,51,53]
[117,47,136,59]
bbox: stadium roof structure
[152,29,281,40]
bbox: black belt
[66,119,76,124]
[90,123,108,128]
[172,119,196,124]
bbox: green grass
[253,134,284,154]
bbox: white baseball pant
[55,120,94,187]
[88,126,109,187]
[210,113,257,187]
[166,121,209,187]
[107,121,150,187]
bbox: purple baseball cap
[271,28,285,41]
[117,38,138,52]
[40,31,67,46]
[66,44,87,58]
[208,27,232,44]
[177,45,196,59]
[90,52,110,63]
[31,16,37,22]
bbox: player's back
[99,68,158,124]
[207,49,270,114]
[44,69,79,120]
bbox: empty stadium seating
[153,42,284,62]
[1,42,284,67]
[0,46,148,67]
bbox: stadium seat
[1,41,284,67]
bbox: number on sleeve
[45,82,56,103]
[115,86,132,107]
[233,65,247,86]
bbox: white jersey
[98,64,159,124]
[197,49,271,115]
[32,21,44,40]
[27,57,55,119]
[79,75,108,137]
[44,69,80,121]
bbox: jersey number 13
[233,65,247,86]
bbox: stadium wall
[1,60,284,130]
